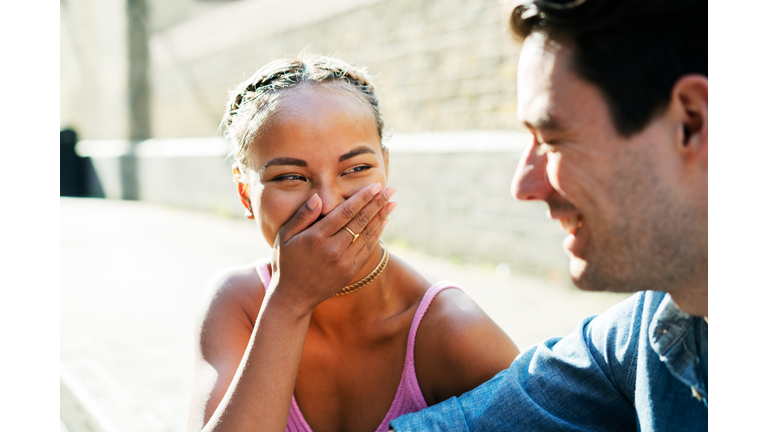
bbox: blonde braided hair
[222,55,384,183]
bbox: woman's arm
[187,264,265,432]
[188,183,396,432]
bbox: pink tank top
[254,258,463,432]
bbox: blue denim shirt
[390,291,708,431]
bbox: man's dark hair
[510,0,707,136]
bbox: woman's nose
[511,141,554,201]
[316,183,349,217]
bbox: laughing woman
[187,55,519,432]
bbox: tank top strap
[406,281,464,373]
[258,264,464,432]
[374,281,464,432]
[255,257,271,293]
[400,282,464,412]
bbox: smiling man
[390,0,707,430]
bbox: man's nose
[511,141,553,201]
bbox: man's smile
[558,215,582,235]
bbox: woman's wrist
[264,282,317,321]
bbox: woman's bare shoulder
[195,262,267,348]
[414,286,520,405]
[188,262,269,431]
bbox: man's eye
[342,165,371,176]
[536,141,557,155]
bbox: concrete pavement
[60,197,630,432]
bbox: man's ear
[233,165,255,219]
[669,75,708,164]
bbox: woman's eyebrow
[261,157,307,171]
[339,146,376,162]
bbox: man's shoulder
[569,291,668,392]
[389,291,685,432]
[585,290,667,335]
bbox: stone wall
[77,132,570,282]
[148,0,521,138]
[60,0,191,138]
[61,0,131,139]
[64,0,572,282]
[385,132,567,278]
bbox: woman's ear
[670,75,708,165]
[233,165,255,219]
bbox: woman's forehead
[274,85,375,124]
[251,87,381,166]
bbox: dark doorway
[60,129,105,198]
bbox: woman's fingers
[313,182,381,235]
[352,200,396,247]
[332,186,396,243]
[266,184,397,309]
[276,193,322,245]
[353,204,393,262]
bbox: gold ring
[344,227,360,243]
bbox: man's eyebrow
[261,157,307,171]
[521,115,561,132]
[339,146,376,162]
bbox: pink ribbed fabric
[254,258,462,432]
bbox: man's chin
[568,258,598,291]
[569,256,643,294]
[568,257,612,292]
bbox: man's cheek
[546,154,568,195]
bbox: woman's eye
[342,165,371,176]
[274,174,306,182]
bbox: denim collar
[648,293,708,406]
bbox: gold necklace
[335,239,389,296]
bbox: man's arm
[390,293,650,431]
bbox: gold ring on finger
[344,227,360,243]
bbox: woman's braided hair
[222,54,384,182]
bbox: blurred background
[59,0,630,431]
[60,0,572,275]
